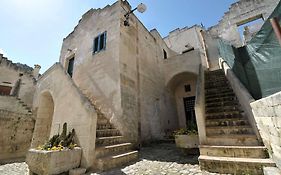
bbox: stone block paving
[90,143,228,175]
[0,143,228,175]
[0,162,29,175]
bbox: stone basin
[26,147,82,175]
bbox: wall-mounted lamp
[124,3,147,26]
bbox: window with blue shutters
[93,31,107,54]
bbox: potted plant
[174,124,199,149]
[26,123,82,175]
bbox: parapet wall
[251,92,281,169]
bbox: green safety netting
[218,1,281,100]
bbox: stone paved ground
[0,143,226,175]
[0,162,29,175]
[90,143,226,175]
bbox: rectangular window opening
[163,49,167,59]
[67,57,75,78]
[93,31,107,54]
[184,84,191,92]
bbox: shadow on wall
[231,46,262,100]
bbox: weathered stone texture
[32,63,97,168]
[26,148,82,175]
[208,0,279,46]
[251,92,281,169]
[0,109,34,164]
[0,55,36,107]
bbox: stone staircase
[199,69,275,174]
[86,96,138,172]
[0,95,32,114]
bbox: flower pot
[175,134,199,148]
[26,147,82,175]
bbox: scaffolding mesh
[218,1,281,99]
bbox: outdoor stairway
[199,69,275,175]
[85,96,138,172]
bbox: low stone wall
[0,110,35,164]
[251,92,281,169]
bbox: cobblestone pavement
[90,143,226,175]
[0,143,226,175]
[0,162,29,175]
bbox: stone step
[97,118,110,125]
[96,136,123,146]
[205,105,240,114]
[96,129,121,137]
[206,125,254,135]
[206,110,240,117]
[206,113,243,120]
[205,87,232,93]
[205,91,235,99]
[95,151,138,172]
[206,100,239,108]
[205,82,229,88]
[97,123,114,130]
[95,142,133,158]
[206,118,249,127]
[205,96,236,104]
[200,145,268,158]
[206,134,260,146]
[205,90,234,97]
[199,155,275,175]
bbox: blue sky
[0,0,236,73]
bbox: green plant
[173,123,198,136]
[37,122,78,151]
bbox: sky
[0,0,237,73]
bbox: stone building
[1,0,281,174]
[0,54,39,163]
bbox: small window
[93,31,107,54]
[184,85,191,92]
[67,57,75,77]
[163,49,167,59]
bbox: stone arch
[166,72,198,129]
[31,91,54,148]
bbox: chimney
[33,64,41,79]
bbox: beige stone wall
[0,96,31,114]
[164,50,201,86]
[164,25,204,54]
[32,63,97,168]
[251,92,281,169]
[0,109,34,163]
[174,76,197,129]
[208,0,279,46]
[59,2,123,141]
[119,1,180,143]
[0,56,36,107]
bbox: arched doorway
[167,72,198,129]
[31,91,54,147]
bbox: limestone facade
[0,55,38,163]
[2,0,281,173]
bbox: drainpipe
[270,17,281,47]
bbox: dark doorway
[183,96,197,129]
[67,57,75,77]
[0,85,12,95]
